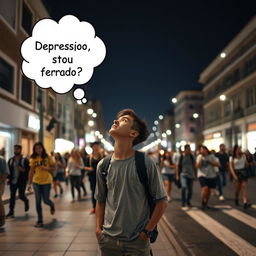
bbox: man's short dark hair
[117,109,149,146]
[14,144,22,150]
[90,141,101,147]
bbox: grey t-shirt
[181,154,195,179]
[95,154,167,241]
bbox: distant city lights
[87,108,94,115]
[220,52,226,58]
[172,97,177,104]
[175,123,181,128]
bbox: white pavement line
[184,208,256,256]
[214,205,256,230]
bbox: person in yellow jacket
[27,142,56,227]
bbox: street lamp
[159,115,164,120]
[166,130,172,135]
[172,98,177,104]
[154,120,159,125]
[193,113,199,119]
[220,52,226,58]
[87,108,94,115]
[175,123,181,129]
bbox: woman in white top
[160,151,175,202]
[229,145,250,209]
[66,149,84,203]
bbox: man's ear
[130,130,139,139]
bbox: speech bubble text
[21,15,106,94]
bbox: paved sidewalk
[1,184,177,256]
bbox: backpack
[100,150,158,244]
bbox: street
[1,177,255,256]
[164,177,256,256]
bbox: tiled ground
[1,182,176,256]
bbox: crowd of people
[156,143,256,210]
[0,141,105,228]
[1,109,256,256]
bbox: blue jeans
[180,175,194,204]
[216,171,227,196]
[33,183,54,223]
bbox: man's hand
[27,184,32,192]
[139,232,149,242]
[18,166,25,172]
[95,228,103,239]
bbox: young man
[0,150,9,227]
[215,144,229,200]
[176,144,197,207]
[6,145,30,218]
[95,109,167,256]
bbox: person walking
[196,146,220,210]
[53,152,66,198]
[95,109,167,256]
[27,142,56,227]
[79,149,88,197]
[229,145,251,209]
[176,144,197,207]
[160,150,175,202]
[66,149,84,203]
[215,144,229,201]
[6,145,30,218]
[84,142,103,214]
[0,152,9,228]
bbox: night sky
[43,0,256,131]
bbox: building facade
[174,91,204,151]
[0,0,56,158]
[199,16,256,152]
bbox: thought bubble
[73,88,85,100]
[21,15,106,94]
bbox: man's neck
[113,140,134,160]
[14,155,21,160]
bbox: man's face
[109,115,137,139]
[184,146,191,154]
[220,144,226,152]
[92,144,100,152]
[14,147,21,156]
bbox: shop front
[247,123,256,153]
[204,132,224,152]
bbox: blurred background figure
[79,148,88,197]
[215,144,229,201]
[229,145,251,209]
[53,152,66,198]
[160,150,175,202]
[197,146,219,210]
[66,149,84,203]
[177,144,197,207]
[27,142,56,227]
[84,142,103,214]
[0,149,9,228]
[6,145,30,218]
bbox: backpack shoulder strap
[134,151,148,186]
[100,154,112,176]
